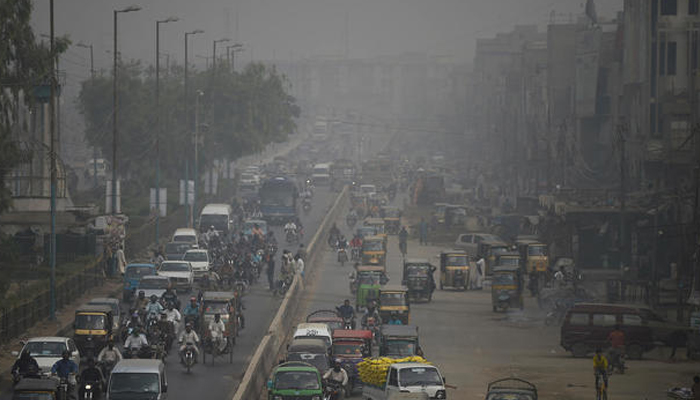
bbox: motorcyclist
[96,339,122,376]
[79,358,104,398]
[208,313,227,353]
[251,224,264,241]
[593,348,609,389]
[51,350,78,390]
[162,286,179,309]
[12,350,40,382]
[362,301,382,327]
[284,221,297,238]
[336,299,356,329]
[350,234,362,249]
[164,303,182,324]
[322,361,349,396]
[157,312,175,350]
[182,297,200,328]
[178,323,201,363]
[329,223,340,241]
[134,290,148,312]
[124,328,149,358]
[337,235,348,250]
[145,295,164,321]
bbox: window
[388,368,398,386]
[661,0,678,15]
[692,31,699,70]
[623,314,643,326]
[660,41,667,75]
[461,235,473,243]
[690,0,699,14]
[568,313,589,326]
[667,41,677,75]
[592,314,617,326]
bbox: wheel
[571,343,588,358]
[626,344,643,360]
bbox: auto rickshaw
[363,218,387,241]
[485,378,537,400]
[306,310,344,332]
[439,250,470,290]
[354,266,387,311]
[402,258,436,302]
[381,207,402,235]
[361,235,386,267]
[516,239,549,275]
[491,265,524,312]
[356,225,378,240]
[432,203,450,225]
[478,239,509,276]
[331,329,373,392]
[378,285,410,325]
[200,291,237,362]
[12,378,59,400]
[379,325,422,358]
[495,251,521,269]
[73,304,114,357]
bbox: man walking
[266,254,276,291]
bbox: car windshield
[125,266,154,279]
[333,343,363,356]
[160,263,190,272]
[184,252,208,262]
[486,394,535,400]
[399,367,442,386]
[139,279,169,289]
[200,215,228,231]
[380,292,406,306]
[384,340,416,356]
[12,394,54,400]
[23,341,66,357]
[445,255,468,266]
[75,314,106,330]
[109,373,159,394]
[358,272,382,285]
[165,243,190,255]
[406,265,429,277]
[287,353,330,372]
[363,241,383,252]
[492,246,509,256]
[493,273,516,285]
[275,371,320,390]
[173,235,195,243]
[500,257,519,266]
[203,301,230,314]
[528,245,547,256]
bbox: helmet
[138,290,145,296]
[150,294,158,301]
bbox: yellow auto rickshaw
[439,250,470,290]
[73,304,114,357]
[491,265,524,312]
[478,239,509,276]
[378,285,410,325]
[363,218,387,241]
[380,206,402,235]
[361,235,386,267]
[515,236,549,274]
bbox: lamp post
[112,5,141,215]
[212,38,230,72]
[184,29,203,227]
[194,90,204,224]
[76,42,97,188]
[48,0,57,321]
[155,16,178,244]
[226,43,243,72]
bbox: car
[12,337,80,376]
[137,275,171,299]
[158,261,194,292]
[182,249,210,279]
[164,241,193,260]
[123,263,157,302]
[171,228,198,248]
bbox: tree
[0,0,67,213]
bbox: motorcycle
[274,275,293,297]
[286,229,297,244]
[97,360,116,379]
[302,198,312,213]
[56,374,76,400]
[351,247,360,261]
[124,346,152,359]
[341,315,354,330]
[337,248,348,267]
[182,343,197,373]
[323,379,344,400]
[80,379,102,400]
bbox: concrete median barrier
[232,186,349,400]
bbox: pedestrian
[295,254,305,278]
[266,255,276,291]
[474,257,485,290]
[419,218,428,245]
[116,244,126,275]
[692,376,700,400]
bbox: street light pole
[49,0,57,321]
[212,38,230,72]
[194,90,203,223]
[76,42,96,188]
[184,29,203,227]
[155,16,178,244]
[112,5,141,215]
[227,43,243,72]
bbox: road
[299,197,699,400]
[163,186,336,400]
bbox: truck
[361,362,447,399]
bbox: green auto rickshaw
[354,265,387,311]
[491,265,524,312]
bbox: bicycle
[595,369,608,400]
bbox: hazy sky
[32,0,623,75]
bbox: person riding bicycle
[607,325,625,370]
[593,348,609,389]
[208,313,227,353]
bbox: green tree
[0,0,67,213]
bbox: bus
[259,176,298,224]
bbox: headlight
[312,396,321,400]
[435,389,446,398]
[85,384,92,390]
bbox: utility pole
[49,0,57,321]
[184,29,203,227]
[618,120,627,274]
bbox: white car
[13,337,81,376]
[183,249,210,279]
[158,261,194,293]
[137,275,170,299]
[239,172,260,191]
[172,228,198,248]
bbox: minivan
[107,359,167,400]
[560,303,690,359]
[171,228,198,247]
[198,203,233,235]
